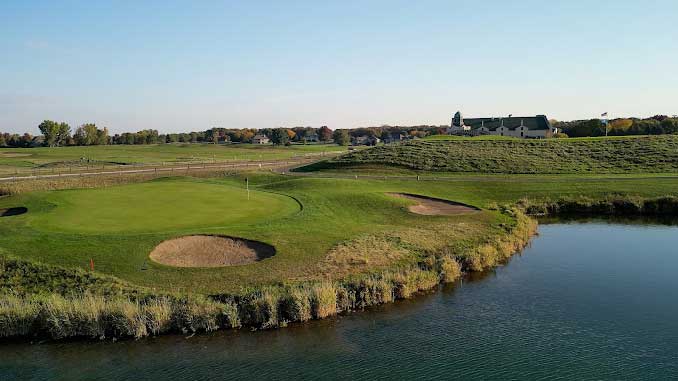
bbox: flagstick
[246,177,250,201]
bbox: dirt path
[388,193,479,215]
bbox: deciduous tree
[38,120,71,147]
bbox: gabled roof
[252,134,269,139]
[465,115,551,131]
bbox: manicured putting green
[29,179,299,233]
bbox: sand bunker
[388,193,479,216]
[149,235,275,267]
[0,207,27,217]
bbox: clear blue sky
[1,0,677,134]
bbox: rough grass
[318,235,410,278]
[306,135,678,174]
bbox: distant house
[352,135,380,146]
[304,133,319,142]
[29,136,45,148]
[383,132,405,144]
[252,134,270,144]
[447,111,558,138]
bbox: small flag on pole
[601,112,608,117]
[89,258,94,271]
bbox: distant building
[252,134,270,144]
[304,133,319,142]
[352,135,380,146]
[383,132,405,144]
[447,111,558,138]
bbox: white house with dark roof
[252,134,270,144]
[447,111,558,138]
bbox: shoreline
[0,207,536,342]
[2,193,677,343]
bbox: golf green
[26,178,299,234]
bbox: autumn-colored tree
[286,129,296,140]
[609,119,633,132]
[318,126,333,141]
[241,130,255,143]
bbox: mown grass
[0,143,341,173]
[305,135,678,174]
[3,173,678,296]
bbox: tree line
[0,122,336,147]
[552,115,678,137]
[3,116,678,148]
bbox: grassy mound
[304,135,678,174]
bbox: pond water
[2,221,678,380]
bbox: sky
[1,0,677,134]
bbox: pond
[2,221,677,380]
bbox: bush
[0,294,39,338]
[311,282,337,319]
[440,257,462,283]
[240,290,279,328]
[280,287,312,323]
[143,297,173,335]
[171,297,221,333]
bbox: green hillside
[303,135,678,174]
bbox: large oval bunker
[149,235,276,268]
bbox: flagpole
[602,112,609,136]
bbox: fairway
[0,143,341,175]
[26,178,299,233]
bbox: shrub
[240,290,279,328]
[0,294,39,338]
[440,257,462,283]
[143,297,173,335]
[335,285,355,312]
[311,282,337,319]
[105,299,147,338]
[171,297,221,333]
[219,302,241,329]
[280,287,312,323]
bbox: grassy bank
[2,169,678,341]
[0,206,535,340]
[302,135,678,174]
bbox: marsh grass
[519,195,678,217]
[0,294,40,338]
[239,288,280,329]
[310,282,337,319]
[280,286,312,322]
